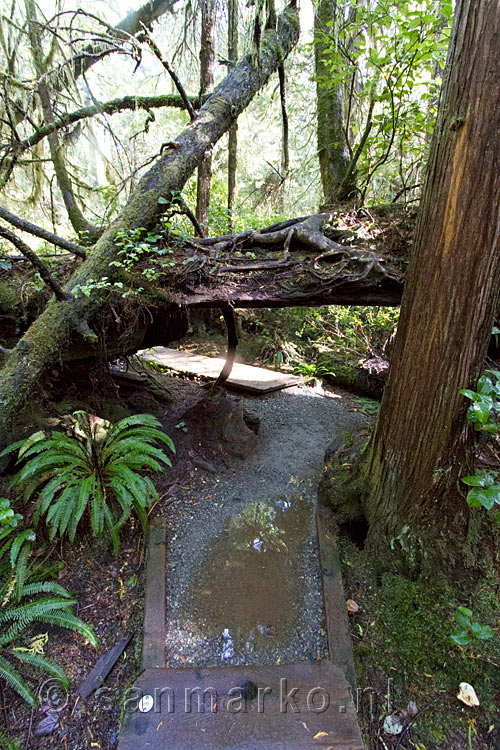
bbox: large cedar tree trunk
[360,0,500,570]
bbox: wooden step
[137,347,301,393]
[118,660,365,750]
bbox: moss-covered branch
[0,206,86,257]
[0,94,203,181]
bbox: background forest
[0,0,451,228]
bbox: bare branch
[141,31,197,121]
[0,205,86,257]
[69,0,180,83]
[0,224,67,300]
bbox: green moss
[376,573,452,676]
[318,431,370,523]
[0,281,19,311]
[345,551,500,746]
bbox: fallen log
[0,208,405,358]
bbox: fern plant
[1,412,175,552]
[0,498,97,709]
[0,725,20,750]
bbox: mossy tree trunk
[314,0,352,207]
[227,0,239,227]
[358,0,500,572]
[196,0,217,233]
[25,0,100,241]
[0,3,300,444]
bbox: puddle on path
[186,495,312,661]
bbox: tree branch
[1,94,203,167]
[0,205,86,256]
[212,306,238,388]
[141,32,197,121]
[0,225,67,300]
[278,62,289,176]
[70,0,180,83]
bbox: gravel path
[164,383,365,668]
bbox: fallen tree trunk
[0,3,301,442]
[173,212,404,308]
[0,210,404,356]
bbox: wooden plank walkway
[138,347,301,393]
[316,504,358,692]
[118,510,365,749]
[118,662,364,750]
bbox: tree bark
[314,0,352,207]
[196,0,217,233]
[0,3,301,442]
[227,0,239,226]
[356,0,500,572]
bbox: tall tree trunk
[358,0,500,572]
[196,0,217,233]
[0,3,300,443]
[25,0,100,241]
[314,0,352,207]
[227,0,239,227]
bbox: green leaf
[482,484,500,507]
[477,375,493,395]
[461,472,493,488]
[459,389,477,400]
[9,529,35,568]
[17,431,46,459]
[11,652,69,688]
[470,622,494,640]
[0,654,36,706]
[450,630,471,646]
[0,596,77,625]
[485,369,500,381]
[454,606,472,627]
[39,611,98,649]
[471,398,492,424]
[466,488,494,509]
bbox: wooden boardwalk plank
[142,517,167,669]
[138,347,301,393]
[316,504,357,693]
[118,661,364,750]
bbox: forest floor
[0,338,498,750]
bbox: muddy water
[164,384,366,667]
[186,495,311,661]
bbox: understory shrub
[0,498,96,709]
[1,411,175,552]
